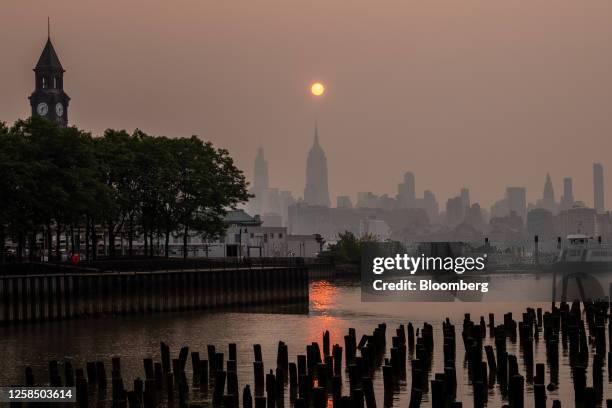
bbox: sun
[311,82,325,96]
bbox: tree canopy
[323,231,380,264]
[0,117,250,261]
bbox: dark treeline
[0,117,250,262]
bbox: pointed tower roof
[35,24,64,72]
[310,121,324,155]
[543,172,555,202]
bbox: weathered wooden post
[277,341,289,383]
[362,376,376,408]
[289,362,298,401]
[255,396,267,408]
[191,351,201,384]
[229,343,237,362]
[265,370,276,408]
[96,361,107,390]
[254,361,265,396]
[572,365,586,405]
[323,331,330,357]
[254,344,263,362]
[75,369,88,408]
[333,344,343,376]
[200,359,209,388]
[213,370,226,406]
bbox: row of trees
[0,117,250,262]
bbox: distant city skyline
[15,32,612,214]
[3,1,612,208]
[249,135,607,215]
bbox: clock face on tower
[36,102,49,116]
[55,103,64,117]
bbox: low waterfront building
[140,209,289,258]
[287,234,320,257]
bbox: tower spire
[314,121,319,146]
[47,17,50,39]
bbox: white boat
[548,234,611,302]
[557,234,612,262]
[552,234,612,274]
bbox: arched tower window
[42,77,46,89]
[53,77,57,89]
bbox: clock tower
[29,28,70,127]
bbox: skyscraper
[542,173,555,208]
[422,190,439,221]
[560,177,574,210]
[465,203,484,228]
[446,196,464,226]
[397,172,416,208]
[254,148,269,192]
[248,147,271,216]
[304,123,331,207]
[536,173,557,213]
[460,188,470,209]
[593,163,604,213]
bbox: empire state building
[304,123,331,207]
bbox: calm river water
[0,278,609,407]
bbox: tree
[324,231,379,264]
[0,122,12,261]
[94,129,141,258]
[140,135,181,258]
[173,137,250,258]
[3,118,104,261]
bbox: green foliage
[324,231,380,264]
[0,117,250,260]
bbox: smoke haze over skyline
[2,0,612,208]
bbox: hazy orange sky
[2,0,612,209]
